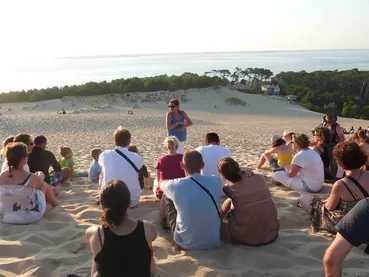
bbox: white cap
[283,130,293,137]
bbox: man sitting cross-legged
[28,135,71,186]
[161,150,221,250]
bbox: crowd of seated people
[2,111,369,276]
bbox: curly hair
[100,179,131,227]
[314,127,332,144]
[333,141,368,170]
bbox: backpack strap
[345,175,369,198]
[115,149,139,173]
[19,174,33,187]
[190,177,221,220]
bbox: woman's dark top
[316,144,336,179]
[94,220,151,277]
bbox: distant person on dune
[166,99,193,154]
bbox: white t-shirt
[98,147,143,206]
[1,162,30,173]
[195,144,232,196]
[292,149,324,192]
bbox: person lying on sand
[160,150,221,250]
[256,135,293,171]
[0,142,58,224]
[86,179,158,277]
[324,198,369,277]
[272,134,324,192]
[218,157,279,246]
[299,141,369,236]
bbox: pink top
[155,154,185,198]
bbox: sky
[0,0,369,59]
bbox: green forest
[1,68,369,119]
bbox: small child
[89,148,102,183]
[128,144,150,189]
[257,135,293,170]
[59,146,88,180]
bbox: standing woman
[166,99,193,154]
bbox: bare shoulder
[142,220,156,231]
[86,225,99,240]
[332,179,346,192]
[142,220,157,241]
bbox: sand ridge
[0,88,368,277]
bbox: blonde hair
[59,146,72,157]
[164,136,179,152]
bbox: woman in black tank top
[86,180,158,277]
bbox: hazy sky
[0,0,368,58]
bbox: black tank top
[94,220,151,277]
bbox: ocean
[1,49,369,93]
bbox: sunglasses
[168,105,176,108]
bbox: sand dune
[0,88,368,277]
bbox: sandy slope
[0,88,368,277]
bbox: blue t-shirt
[167,111,187,142]
[89,160,102,182]
[162,173,221,250]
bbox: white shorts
[177,141,185,154]
[2,191,46,224]
[272,171,321,193]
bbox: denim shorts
[269,158,279,169]
[50,172,62,186]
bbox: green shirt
[59,158,78,177]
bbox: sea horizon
[2,49,369,93]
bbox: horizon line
[56,48,369,60]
